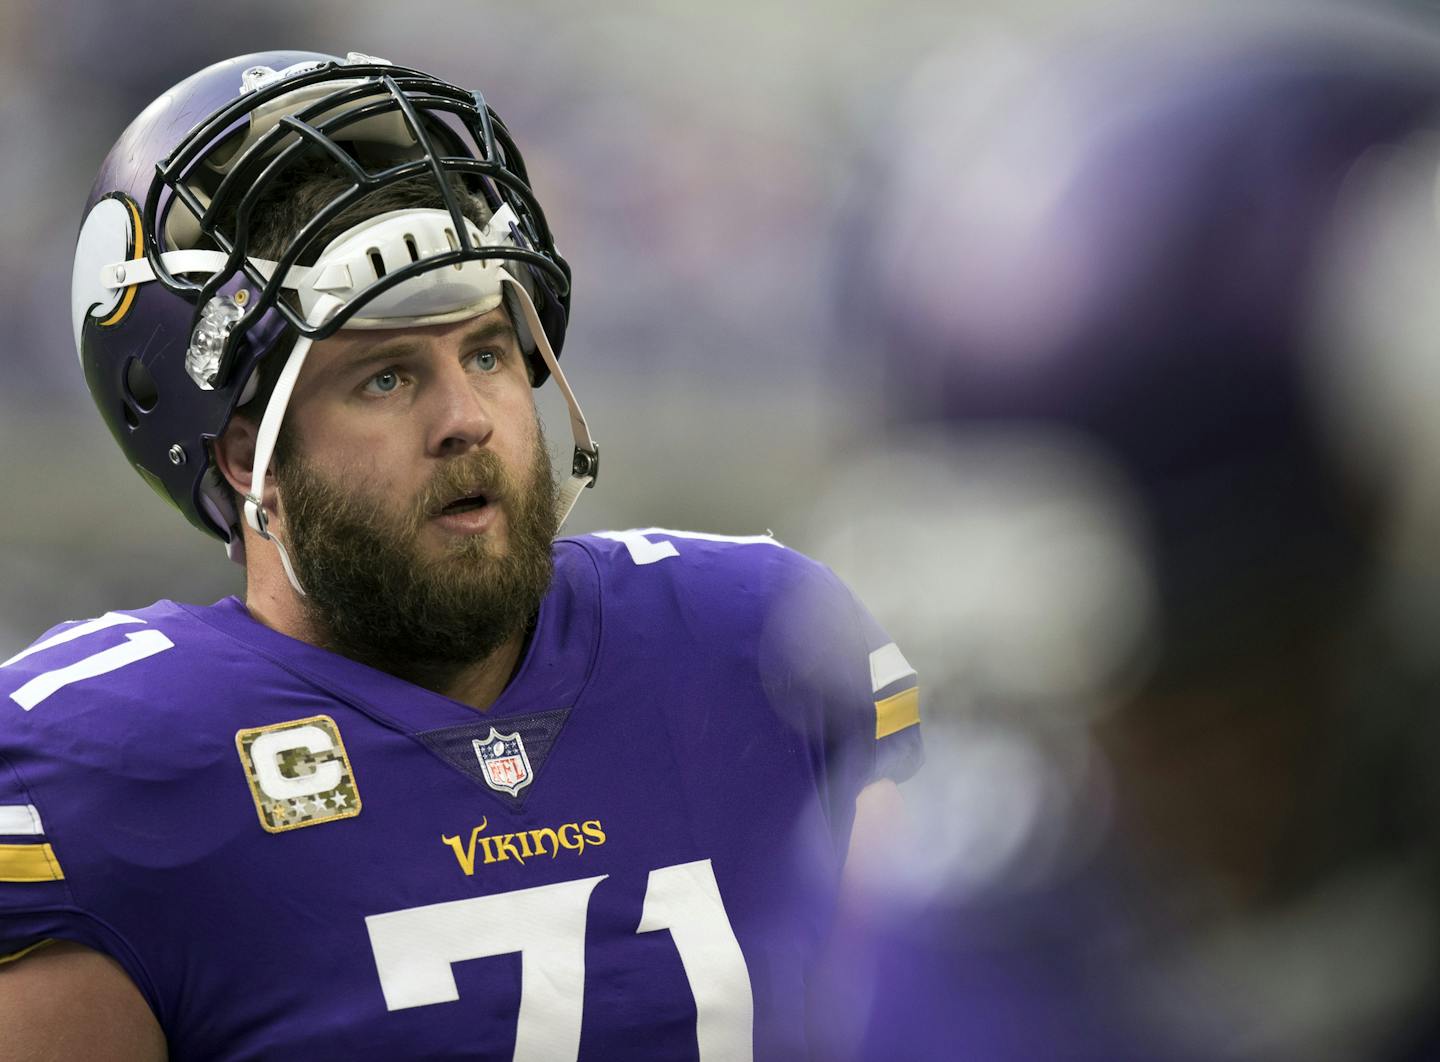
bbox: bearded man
[0,52,921,1060]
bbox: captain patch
[236,715,361,833]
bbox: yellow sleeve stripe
[0,939,56,966]
[875,686,920,739]
[0,843,65,883]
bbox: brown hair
[246,165,493,266]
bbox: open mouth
[439,493,489,515]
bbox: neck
[400,630,528,711]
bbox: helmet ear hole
[125,358,160,411]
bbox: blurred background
[8,0,1440,1058]
[0,0,1070,637]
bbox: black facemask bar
[143,61,572,390]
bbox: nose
[426,359,494,457]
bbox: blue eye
[471,351,500,373]
[366,369,401,394]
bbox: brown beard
[274,424,559,693]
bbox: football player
[0,52,921,1060]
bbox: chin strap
[241,338,315,597]
[242,295,341,598]
[498,268,598,528]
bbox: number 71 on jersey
[366,857,754,1062]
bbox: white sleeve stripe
[869,643,916,694]
[0,805,43,835]
[1,612,144,669]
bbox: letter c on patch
[251,725,342,800]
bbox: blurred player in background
[808,5,1440,1059]
[0,51,920,1059]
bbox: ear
[213,413,275,508]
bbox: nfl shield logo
[473,728,533,796]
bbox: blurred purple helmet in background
[817,8,1440,1060]
[840,12,1440,679]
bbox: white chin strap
[241,329,319,599]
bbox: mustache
[278,441,542,547]
[407,449,511,525]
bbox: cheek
[498,396,542,459]
[287,411,416,487]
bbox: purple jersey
[0,530,921,1060]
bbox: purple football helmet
[71,51,595,561]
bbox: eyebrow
[341,319,518,372]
